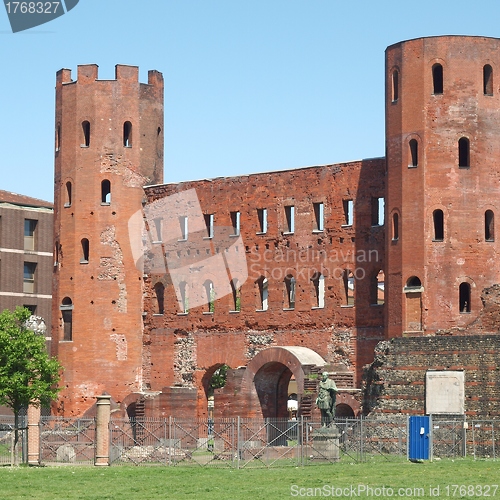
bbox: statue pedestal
[312,425,340,461]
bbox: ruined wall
[141,159,385,418]
[52,65,163,416]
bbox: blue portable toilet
[408,415,431,460]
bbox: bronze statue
[316,372,338,426]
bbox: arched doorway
[254,362,293,419]
[335,403,355,418]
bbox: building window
[256,276,269,311]
[81,121,90,147]
[484,64,493,96]
[459,282,471,313]
[485,210,495,241]
[432,64,443,94]
[392,69,399,102]
[154,282,165,315]
[371,270,385,305]
[179,216,188,241]
[371,197,385,226]
[409,139,418,167]
[101,180,111,204]
[24,304,37,315]
[204,214,214,238]
[343,270,354,306]
[179,281,188,313]
[458,137,470,168]
[343,200,354,226]
[23,262,36,293]
[313,202,324,231]
[56,123,61,151]
[230,278,241,312]
[392,213,399,241]
[152,217,162,243]
[433,209,444,241]
[80,238,89,263]
[284,275,296,309]
[61,297,73,341]
[406,276,422,288]
[285,206,295,233]
[257,208,268,234]
[24,219,37,251]
[123,121,132,147]
[311,272,325,308]
[204,280,215,312]
[65,181,72,208]
[230,211,240,236]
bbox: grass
[0,458,498,499]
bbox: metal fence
[1,415,500,467]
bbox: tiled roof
[0,189,53,209]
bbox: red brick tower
[385,36,500,337]
[52,65,163,415]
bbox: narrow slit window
[257,276,269,311]
[204,280,215,312]
[101,180,111,204]
[409,139,418,167]
[284,275,296,309]
[153,217,162,242]
[285,206,295,233]
[154,282,165,315]
[204,214,214,238]
[459,282,471,313]
[313,202,324,231]
[458,137,470,168]
[371,197,385,226]
[432,64,443,94]
[485,210,495,241]
[65,181,72,207]
[343,270,355,306]
[392,213,399,241]
[392,69,399,102]
[433,209,444,241]
[80,238,89,263]
[230,279,241,312]
[257,208,267,234]
[61,297,73,341]
[343,200,353,226]
[179,281,188,313]
[123,121,132,147]
[179,216,188,240]
[484,64,493,96]
[371,270,385,305]
[230,211,240,236]
[82,121,90,147]
[311,272,325,308]
[56,124,61,151]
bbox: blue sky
[2,0,500,202]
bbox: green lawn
[0,458,498,499]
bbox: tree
[0,307,62,459]
[208,364,229,397]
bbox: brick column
[95,395,111,466]
[27,405,41,465]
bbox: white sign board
[425,370,464,415]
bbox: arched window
[230,278,241,312]
[409,139,418,167]
[80,238,89,263]
[179,281,188,313]
[432,63,443,94]
[343,270,355,306]
[60,297,73,341]
[154,282,165,315]
[433,209,444,241]
[81,121,90,147]
[485,210,495,241]
[123,121,132,147]
[459,282,471,313]
[392,69,399,102]
[284,275,296,310]
[65,181,72,208]
[484,64,493,96]
[371,270,385,305]
[101,180,111,204]
[256,276,268,311]
[204,280,215,312]
[406,276,422,288]
[458,137,470,168]
[392,213,399,241]
[311,272,325,308]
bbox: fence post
[237,416,240,470]
[95,395,111,466]
[27,405,41,465]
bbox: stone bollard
[27,405,41,465]
[95,395,111,466]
